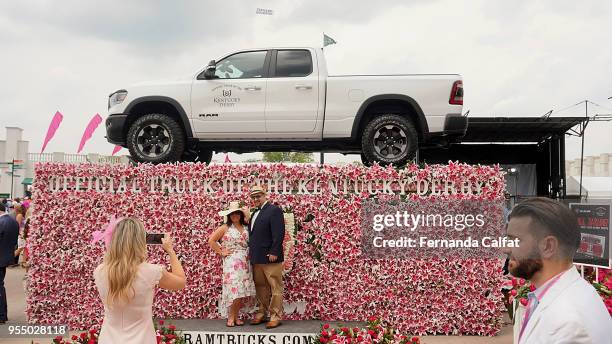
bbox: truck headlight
[108,90,128,109]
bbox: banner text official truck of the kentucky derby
[45,176,493,196]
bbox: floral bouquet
[155,320,186,344]
[315,317,420,344]
[592,268,612,316]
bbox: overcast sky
[1,0,611,163]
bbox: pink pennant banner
[111,145,122,155]
[41,111,64,153]
[77,113,103,153]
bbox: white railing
[98,155,124,164]
[28,153,54,163]
[64,153,89,163]
[27,153,128,165]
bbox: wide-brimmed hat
[218,201,243,217]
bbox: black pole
[560,135,566,198]
[320,152,324,165]
[579,101,586,200]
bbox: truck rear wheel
[127,113,185,164]
[361,114,418,167]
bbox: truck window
[275,50,312,77]
[215,51,267,79]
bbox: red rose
[520,298,528,306]
[510,290,517,296]
[367,316,378,323]
[169,325,176,331]
[88,339,95,344]
[411,336,420,344]
[71,335,78,341]
[80,332,88,339]
[529,284,536,292]
[323,324,330,329]
[159,320,165,326]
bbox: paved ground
[0,267,513,343]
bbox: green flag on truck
[323,34,337,47]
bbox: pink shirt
[94,262,163,344]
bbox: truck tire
[360,152,372,167]
[361,114,418,167]
[127,113,185,164]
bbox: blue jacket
[248,202,285,264]
[0,214,19,267]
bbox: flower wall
[27,162,506,335]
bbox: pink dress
[94,262,163,344]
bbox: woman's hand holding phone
[161,233,174,254]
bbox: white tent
[567,176,612,200]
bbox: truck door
[265,49,319,135]
[191,50,269,136]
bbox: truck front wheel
[127,113,185,164]
[361,114,418,167]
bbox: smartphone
[146,233,164,245]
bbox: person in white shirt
[503,197,611,344]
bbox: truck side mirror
[203,60,216,79]
[197,60,216,80]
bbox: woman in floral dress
[208,201,256,326]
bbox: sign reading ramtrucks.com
[570,203,611,268]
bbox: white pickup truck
[105,47,466,166]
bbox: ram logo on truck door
[198,113,219,118]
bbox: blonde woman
[93,218,186,344]
[208,201,256,327]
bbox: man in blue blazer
[248,185,285,329]
[0,202,19,323]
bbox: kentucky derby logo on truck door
[212,84,241,108]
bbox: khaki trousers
[252,263,283,321]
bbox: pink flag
[111,145,122,155]
[41,111,63,153]
[78,113,103,153]
[224,153,232,163]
